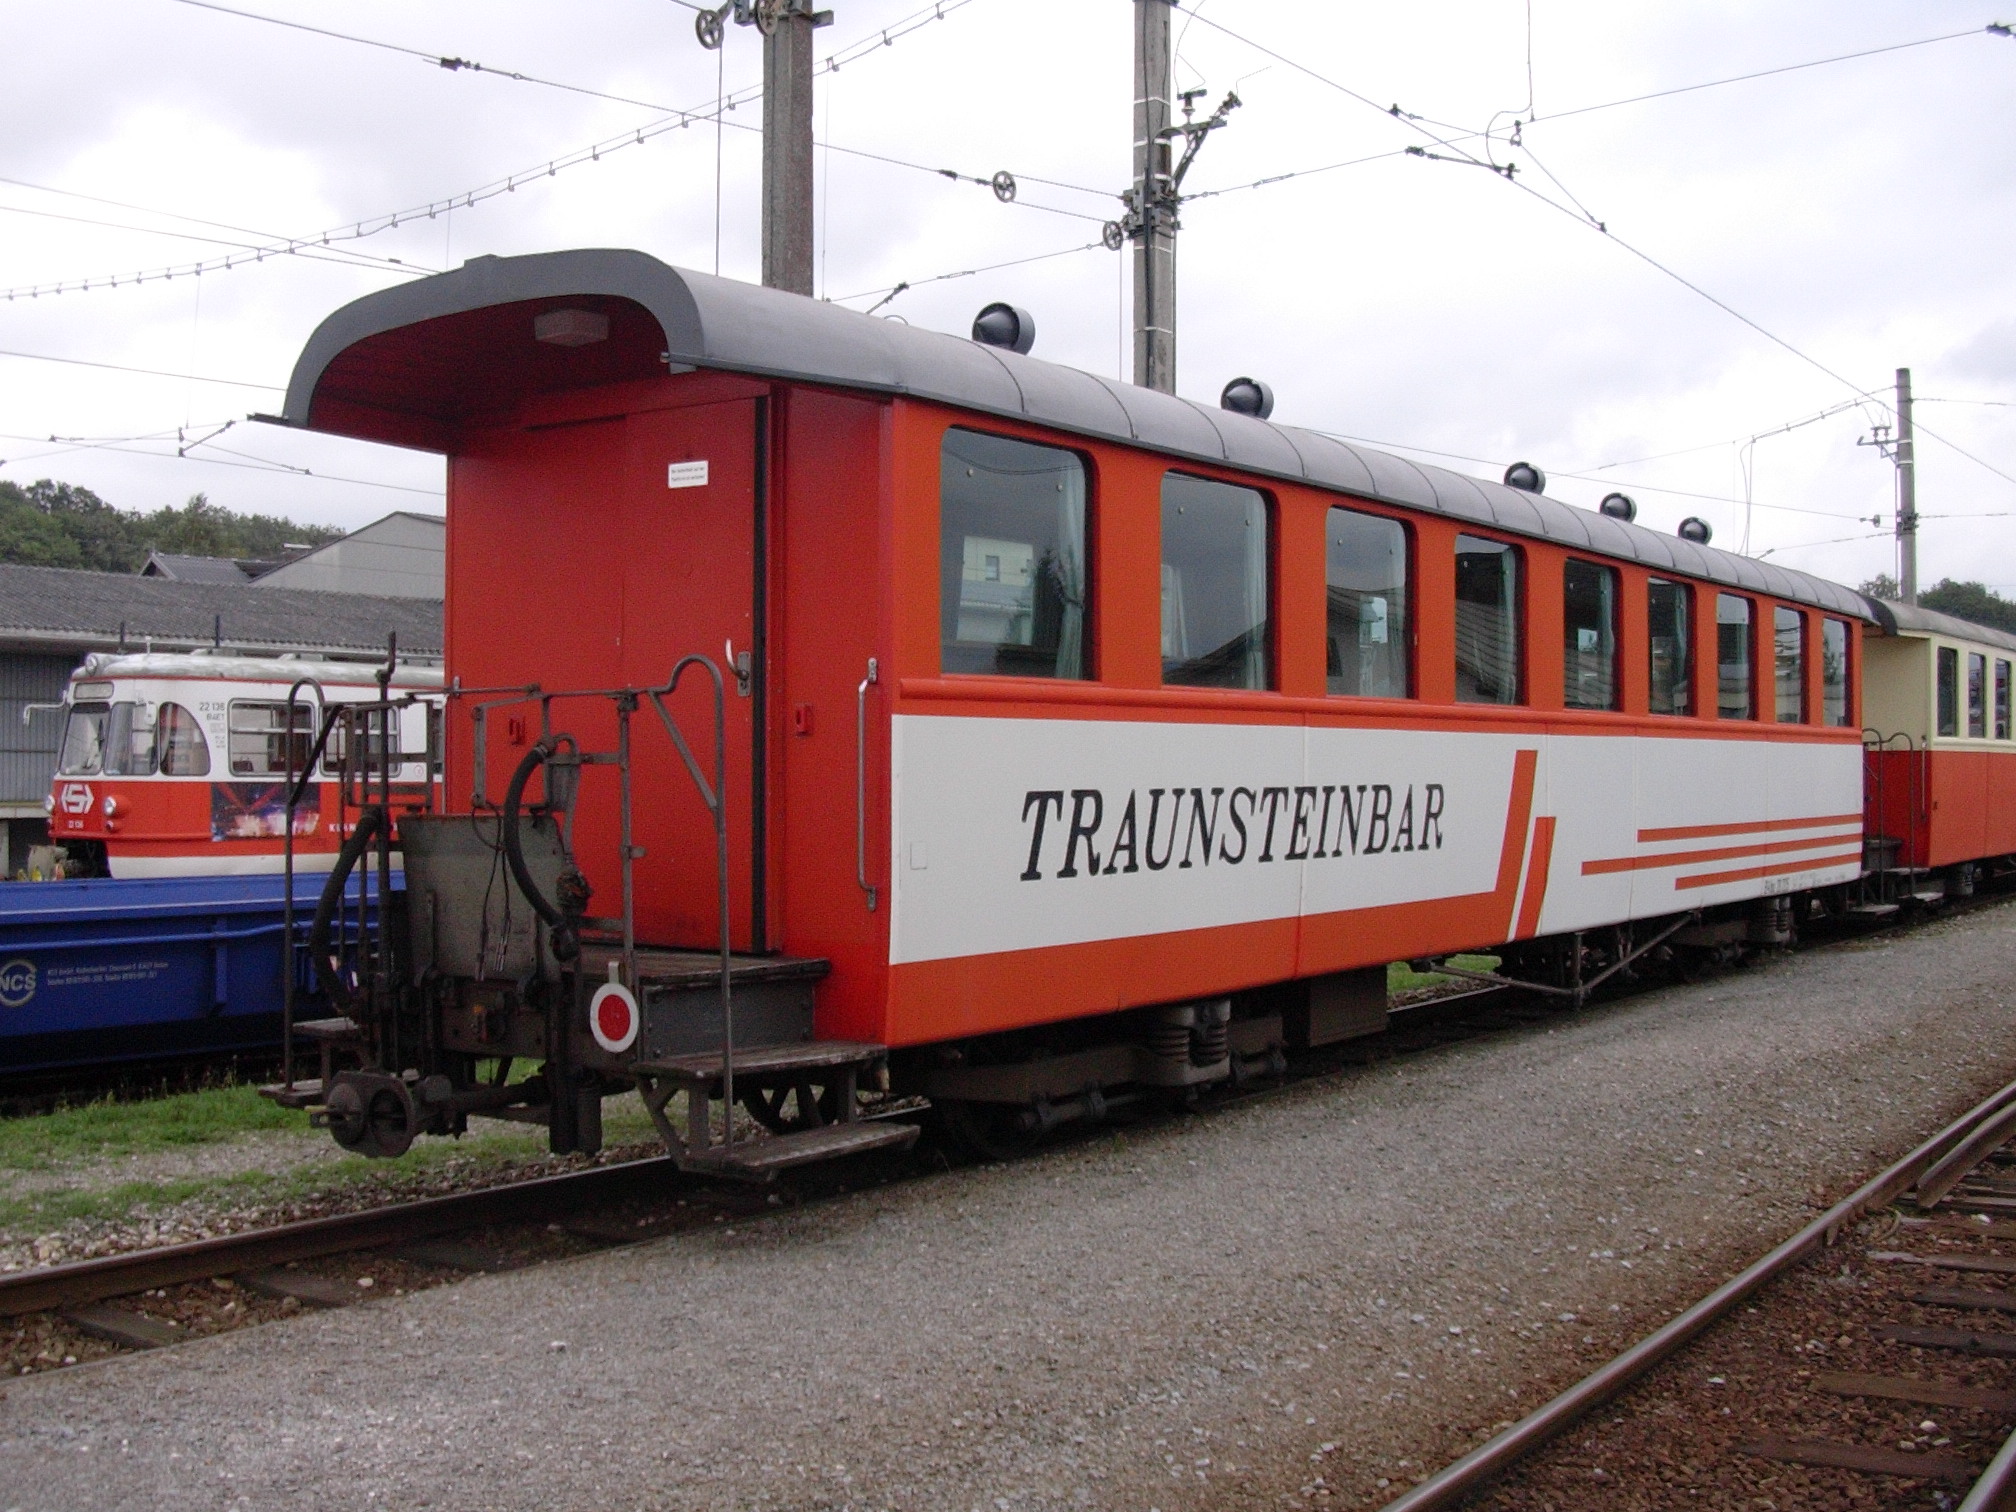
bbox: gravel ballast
[2,907,2015,1510]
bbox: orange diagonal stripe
[1674,850,1864,891]
[1582,828,1861,876]
[1637,812,1862,844]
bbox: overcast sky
[3,1,2011,591]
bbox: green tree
[1919,579,2016,635]
[1859,573,1900,600]
[0,480,342,572]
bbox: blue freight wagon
[0,874,369,1076]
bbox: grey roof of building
[142,552,262,585]
[0,563,441,656]
[1862,596,2016,654]
[281,247,1873,621]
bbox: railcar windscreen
[1938,646,1959,737]
[1717,595,1754,719]
[1822,618,1851,727]
[938,428,1090,680]
[1325,507,1409,698]
[1774,607,1806,723]
[1648,579,1692,716]
[1160,474,1271,690]
[1563,560,1619,711]
[1970,652,1988,738]
[57,702,110,776]
[1454,535,1521,705]
[101,702,157,776]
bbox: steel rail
[1376,1069,2016,1512]
[0,1155,675,1319]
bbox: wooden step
[1845,903,1901,919]
[575,944,828,992]
[635,1039,887,1084]
[681,1120,919,1180]
[258,1078,324,1108]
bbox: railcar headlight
[42,794,54,814]
[101,796,119,818]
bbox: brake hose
[308,804,385,1006]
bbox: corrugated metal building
[252,512,444,598]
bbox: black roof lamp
[971,302,1035,355]
[1678,517,1713,544]
[1599,492,1637,521]
[1219,377,1275,419]
[1503,461,1546,493]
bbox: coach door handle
[857,657,878,912]
[725,639,753,698]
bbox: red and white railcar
[45,652,442,878]
[269,250,1876,1165]
[1861,599,2016,886]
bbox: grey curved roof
[1862,597,2016,653]
[282,248,1871,620]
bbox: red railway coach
[1862,599,2016,889]
[267,250,1875,1170]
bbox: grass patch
[1388,954,1500,994]
[0,1083,302,1172]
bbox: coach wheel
[932,1099,1049,1163]
[321,1071,417,1159]
[739,1080,841,1134]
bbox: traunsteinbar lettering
[1019,783,1447,880]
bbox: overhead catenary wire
[9,0,1095,301]
[828,238,1110,308]
[0,347,282,391]
[0,428,440,496]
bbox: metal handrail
[467,658,735,1151]
[281,676,324,1093]
[857,657,878,913]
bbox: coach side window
[1162,474,1272,689]
[1563,560,1619,710]
[156,703,211,777]
[1648,579,1692,715]
[1998,660,2011,740]
[1716,595,1753,719]
[1821,618,1851,727]
[939,428,1090,679]
[1937,647,1959,737]
[1325,507,1409,698]
[1969,652,1988,738]
[1774,607,1805,723]
[1455,535,1521,704]
[229,702,316,777]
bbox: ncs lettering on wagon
[1018,783,1447,880]
[889,715,1519,967]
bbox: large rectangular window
[229,701,316,777]
[939,428,1090,679]
[1717,595,1753,719]
[1161,473,1271,689]
[1937,646,1959,737]
[1648,578,1692,716]
[1821,618,1850,727]
[1774,607,1806,723]
[1969,652,1988,738]
[1998,660,2011,740]
[1562,560,1619,710]
[1455,535,1521,704]
[1325,506,1409,698]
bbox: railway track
[2,896,2006,1392]
[1375,1071,2016,1512]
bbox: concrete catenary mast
[694,1,831,296]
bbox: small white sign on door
[667,460,709,489]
